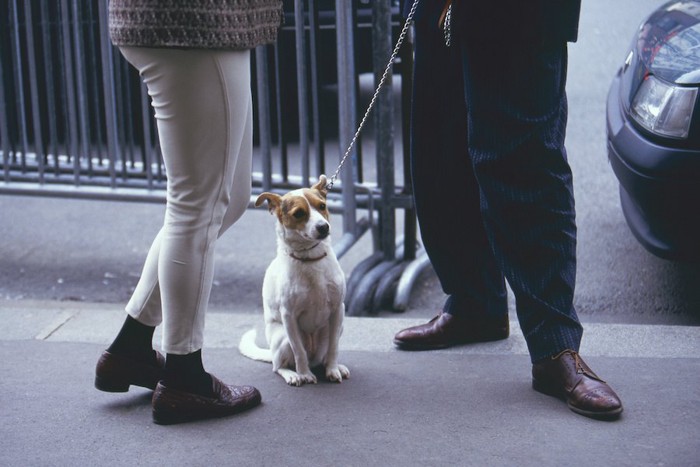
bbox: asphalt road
[1,0,698,325]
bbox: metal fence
[0,0,430,315]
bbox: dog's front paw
[297,371,318,386]
[284,371,318,387]
[326,364,350,383]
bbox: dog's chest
[273,258,343,316]
[288,265,342,304]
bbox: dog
[239,175,349,386]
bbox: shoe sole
[532,379,623,420]
[152,402,261,425]
[152,409,249,425]
[393,340,451,351]
[393,332,509,351]
[568,404,623,420]
[95,375,159,393]
[152,388,262,425]
[152,410,198,425]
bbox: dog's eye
[319,203,326,211]
[293,209,306,219]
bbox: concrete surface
[1,303,699,467]
[2,2,699,465]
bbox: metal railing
[0,0,431,315]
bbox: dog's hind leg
[278,309,317,386]
[269,323,317,387]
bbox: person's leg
[120,46,252,395]
[122,47,251,354]
[454,5,582,363]
[118,114,251,317]
[99,46,257,406]
[103,90,253,395]
[408,1,507,318]
[454,2,620,419]
[393,2,509,350]
[103,46,261,423]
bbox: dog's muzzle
[316,223,330,239]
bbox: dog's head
[255,175,331,245]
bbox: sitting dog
[239,175,349,386]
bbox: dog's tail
[238,328,272,363]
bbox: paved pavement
[3,2,699,462]
[1,301,699,466]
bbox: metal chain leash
[443,2,452,47]
[325,0,420,190]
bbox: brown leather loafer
[95,350,165,392]
[393,311,509,350]
[151,375,262,425]
[532,349,623,420]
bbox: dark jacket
[402,0,581,43]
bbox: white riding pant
[119,46,252,354]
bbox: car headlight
[630,74,697,139]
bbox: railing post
[9,0,29,171]
[294,0,310,185]
[0,48,9,183]
[335,0,358,237]
[71,1,91,182]
[255,46,273,192]
[373,0,396,262]
[97,0,120,189]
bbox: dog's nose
[316,222,330,239]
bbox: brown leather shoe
[532,349,623,420]
[393,312,509,350]
[95,350,165,392]
[151,375,262,425]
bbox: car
[606,0,700,262]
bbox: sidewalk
[1,301,699,466]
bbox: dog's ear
[312,174,328,197]
[255,192,282,213]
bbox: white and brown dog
[239,175,349,386]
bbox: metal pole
[255,46,273,192]
[0,42,9,182]
[273,44,288,182]
[373,0,396,261]
[72,1,91,181]
[10,0,29,171]
[294,0,310,185]
[60,0,80,185]
[23,1,46,183]
[308,0,324,175]
[97,0,120,189]
[85,0,104,166]
[335,0,357,236]
[39,1,60,175]
[400,21,417,261]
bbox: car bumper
[606,72,700,261]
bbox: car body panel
[606,0,700,261]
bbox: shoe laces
[553,349,605,383]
